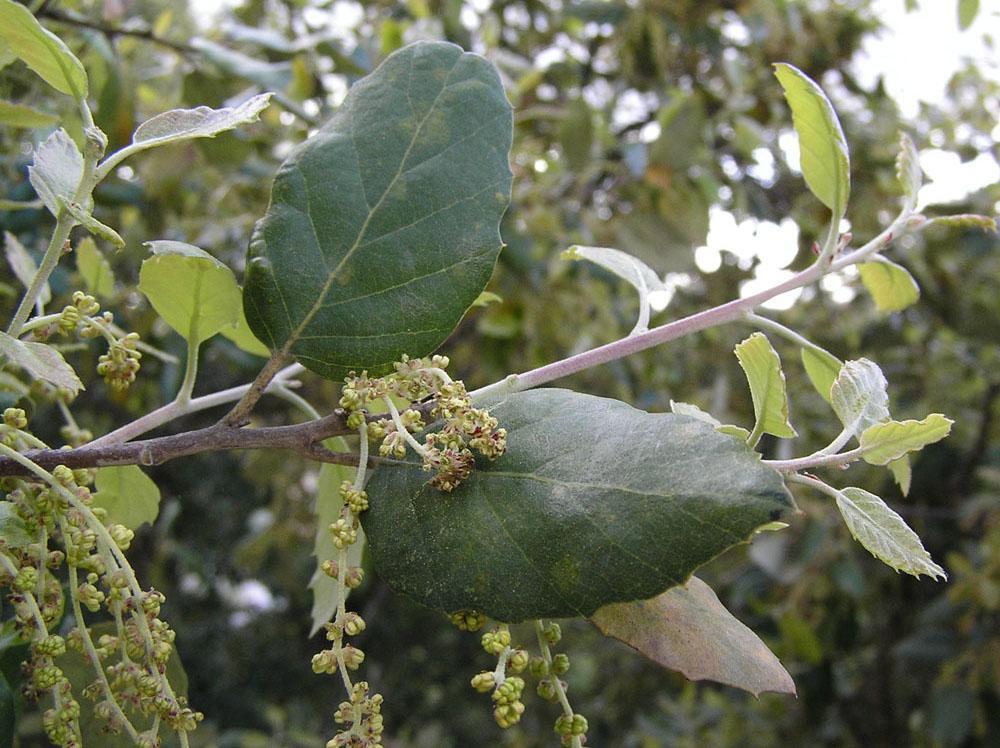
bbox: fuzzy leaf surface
[363,389,794,621]
[591,576,795,696]
[28,129,83,218]
[0,332,82,394]
[773,63,850,218]
[243,41,512,379]
[139,241,241,345]
[735,332,796,439]
[131,93,272,150]
[835,487,945,579]
[859,259,920,313]
[860,414,953,465]
[0,0,88,97]
[830,359,890,438]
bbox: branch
[0,404,434,477]
[37,7,195,54]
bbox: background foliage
[2,0,997,745]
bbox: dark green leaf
[244,41,512,379]
[363,389,793,621]
[591,576,796,696]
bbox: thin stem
[743,312,831,357]
[470,210,914,399]
[533,620,581,748]
[746,421,765,450]
[786,472,842,499]
[175,339,200,404]
[384,396,427,456]
[7,212,74,336]
[223,350,292,427]
[765,446,863,472]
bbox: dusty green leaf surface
[131,93,271,149]
[363,388,794,621]
[0,332,82,394]
[244,41,512,379]
[28,128,83,218]
[591,576,795,696]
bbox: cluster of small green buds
[492,676,526,728]
[449,609,487,631]
[3,407,28,429]
[481,624,511,655]
[96,333,142,391]
[329,681,384,747]
[340,481,369,513]
[554,714,589,745]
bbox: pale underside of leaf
[28,128,83,217]
[0,331,82,393]
[860,414,953,465]
[5,231,50,308]
[243,41,513,380]
[591,576,796,696]
[364,388,794,621]
[131,93,272,148]
[830,358,890,438]
[836,487,945,580]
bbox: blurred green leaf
[92,465,161,529]
[0,0,88,97]
[75,237,115,298]
[0,100,58,128]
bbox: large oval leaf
[244,41,512,379]
[363,389,794,621]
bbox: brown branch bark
[0,405,431,478]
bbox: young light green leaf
[830,358,890,438]
[835,486,946,579]
[220,301,270,357]
[0,501,34,549]
[28,129,83,218]
[75,237,115,298]
[130,93,272,151]
[243,41,513,380]
[471,290,503,308]
[4,231,50,308]
[0,100,58,129]
[773,63,850,219]
[139,241,241,345]
[859,258,920,313]
[0,0,88,97]
[958,0,980,30]
[801,345,842,404]
[564,244,666,333]
[860,414,953,465]
[591,576,796,696]
[308,439,365,636]
[0,332,82,394]
[895,132,922,209]
[888,456,912,496]
[734,332,797,439]
[91,466,161,530]
[62,200,126,250]
[364,388,794,621]
[925,214,997,232]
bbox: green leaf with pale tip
[28,129,83,218]
[363,388,794,621]
[896,132,922,209]
[92,466,161,529]
[139,241,242,345]
[830,358,889,438]
[75,237,115,299]
[244,41,513,380]
[220,300,270,357]
[835,487,946,579]
[0,100,58,128]
[735,332,797,439]
[888,456,912,496]
[0,332,82,394]
[773,63,850,219]
[130,93,272,151]
[0,0,88,97]
[860,414,953,465]
[801,345,842,404]
[859,258,920,313]
[308,438,365,636]
[471,290,503,307]
[0,501,33,549]
[591,576,796,696]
